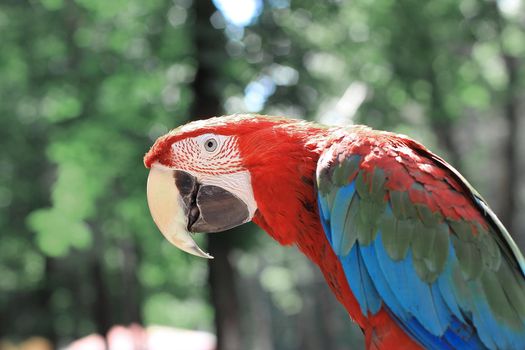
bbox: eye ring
[204,138,218,152]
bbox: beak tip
[188,245,214,259]
[148,166,213,259]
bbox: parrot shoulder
[316,128,525,350]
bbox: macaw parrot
[144,114,525,350]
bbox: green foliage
[0,0,210,340]
[1,0,523,348]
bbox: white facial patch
[170,133,258,221]
[197,170,258,221]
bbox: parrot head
[144,115,259,258]
[144,114,327,258]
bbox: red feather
[146,116,493,349]
[232,120,423,349]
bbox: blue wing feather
[316,143,525,349]
[331,182,356,255]
[319,183,491,349]
[359,237,407,319]
[318,195,332,244]
[373,229,449,337]
[342,245,382,315]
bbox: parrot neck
[241,123,370,329]
[242,121,425,348]
[242,123,328,247]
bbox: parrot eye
[204,138,218,152]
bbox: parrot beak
[147,165,251,259]
[147,165,213,259]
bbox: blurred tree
[0,0,523,349]
[1,0,211,343]
[486,0,522,236]
[189,1,242,349]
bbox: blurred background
[1,0,524,349]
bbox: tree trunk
[499,54,519,235]
[427,65,462,172]
[489,0,521,237]
[120,240,142,325]
[92,260,111,336]
[207,236,242,350]
[190,1,242,349]
[91,227,112,336]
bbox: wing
[316,130,525,350]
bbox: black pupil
[207,140,214,148]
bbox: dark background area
[0,0,524,349]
